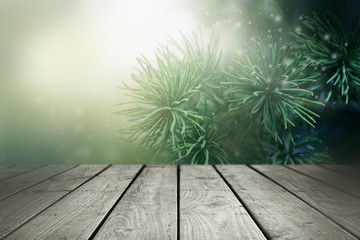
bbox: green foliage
[265,130,330,164]
[173,121,228,164]
[234,128,330,164]
[293,11,360,104]
[119,48,203,156]
[119,31,227,163]
[223,37,323,142]
[120,15,350,164]
[167,31,225,113]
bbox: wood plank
[319,165,360,179]
[0,165,15,170]
[217,165,356,240]
[0,165,43,181]
[0,165,75,200]
[94,165,177,240]
[287,165,360,198]
[0,165,108,239]
[5,165,143,240]
[252,165,360,239]
[180,165,266,240]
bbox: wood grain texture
[0,165,108,239]
[2,164,359,240]
[94,165,177,240]
[5,165,142,240]
[0,165,74,200]
[287,165,360,198]
[0,165,43,181]
[180,165,266,240]
[217,165,356,240]
[319,165,360,179]
[253,165,360,239]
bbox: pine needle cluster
[118,10,358,164]
[119,31,227,163]
[224,37,323,142]
[293,11,360,104]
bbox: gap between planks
[3,164,359,240]
[213,165,270,240]
[179,165,266,240]
[318,164,360,179]
[0,165,78,201]
[92,165,176,240]
[0,165,111,239]
[0,165,45,181]
[5,165,144,240]
[0,165,16,170]
[218,165,357,240]
[250,165,359,239]
[285,165,360,199]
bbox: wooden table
[0,164,359,239]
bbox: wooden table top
[0,164,359,239]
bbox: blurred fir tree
[292,11,360,104]
[118,31,229,164]
[120,2,360,164]
[223,36,323,142]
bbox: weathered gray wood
[319,165,360,179]
[0,165,15,170]
[180,165,266,240]
[0,165,75,200]
[253,165,360,239]
[0,165,43,181]
[94,165,177,240]
[5,165,142,240]
[217,165,356,240]
[0,165,108,239]
[287,165,360,198]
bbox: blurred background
[1,0,359,164]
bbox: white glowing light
[16,0,198,94]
